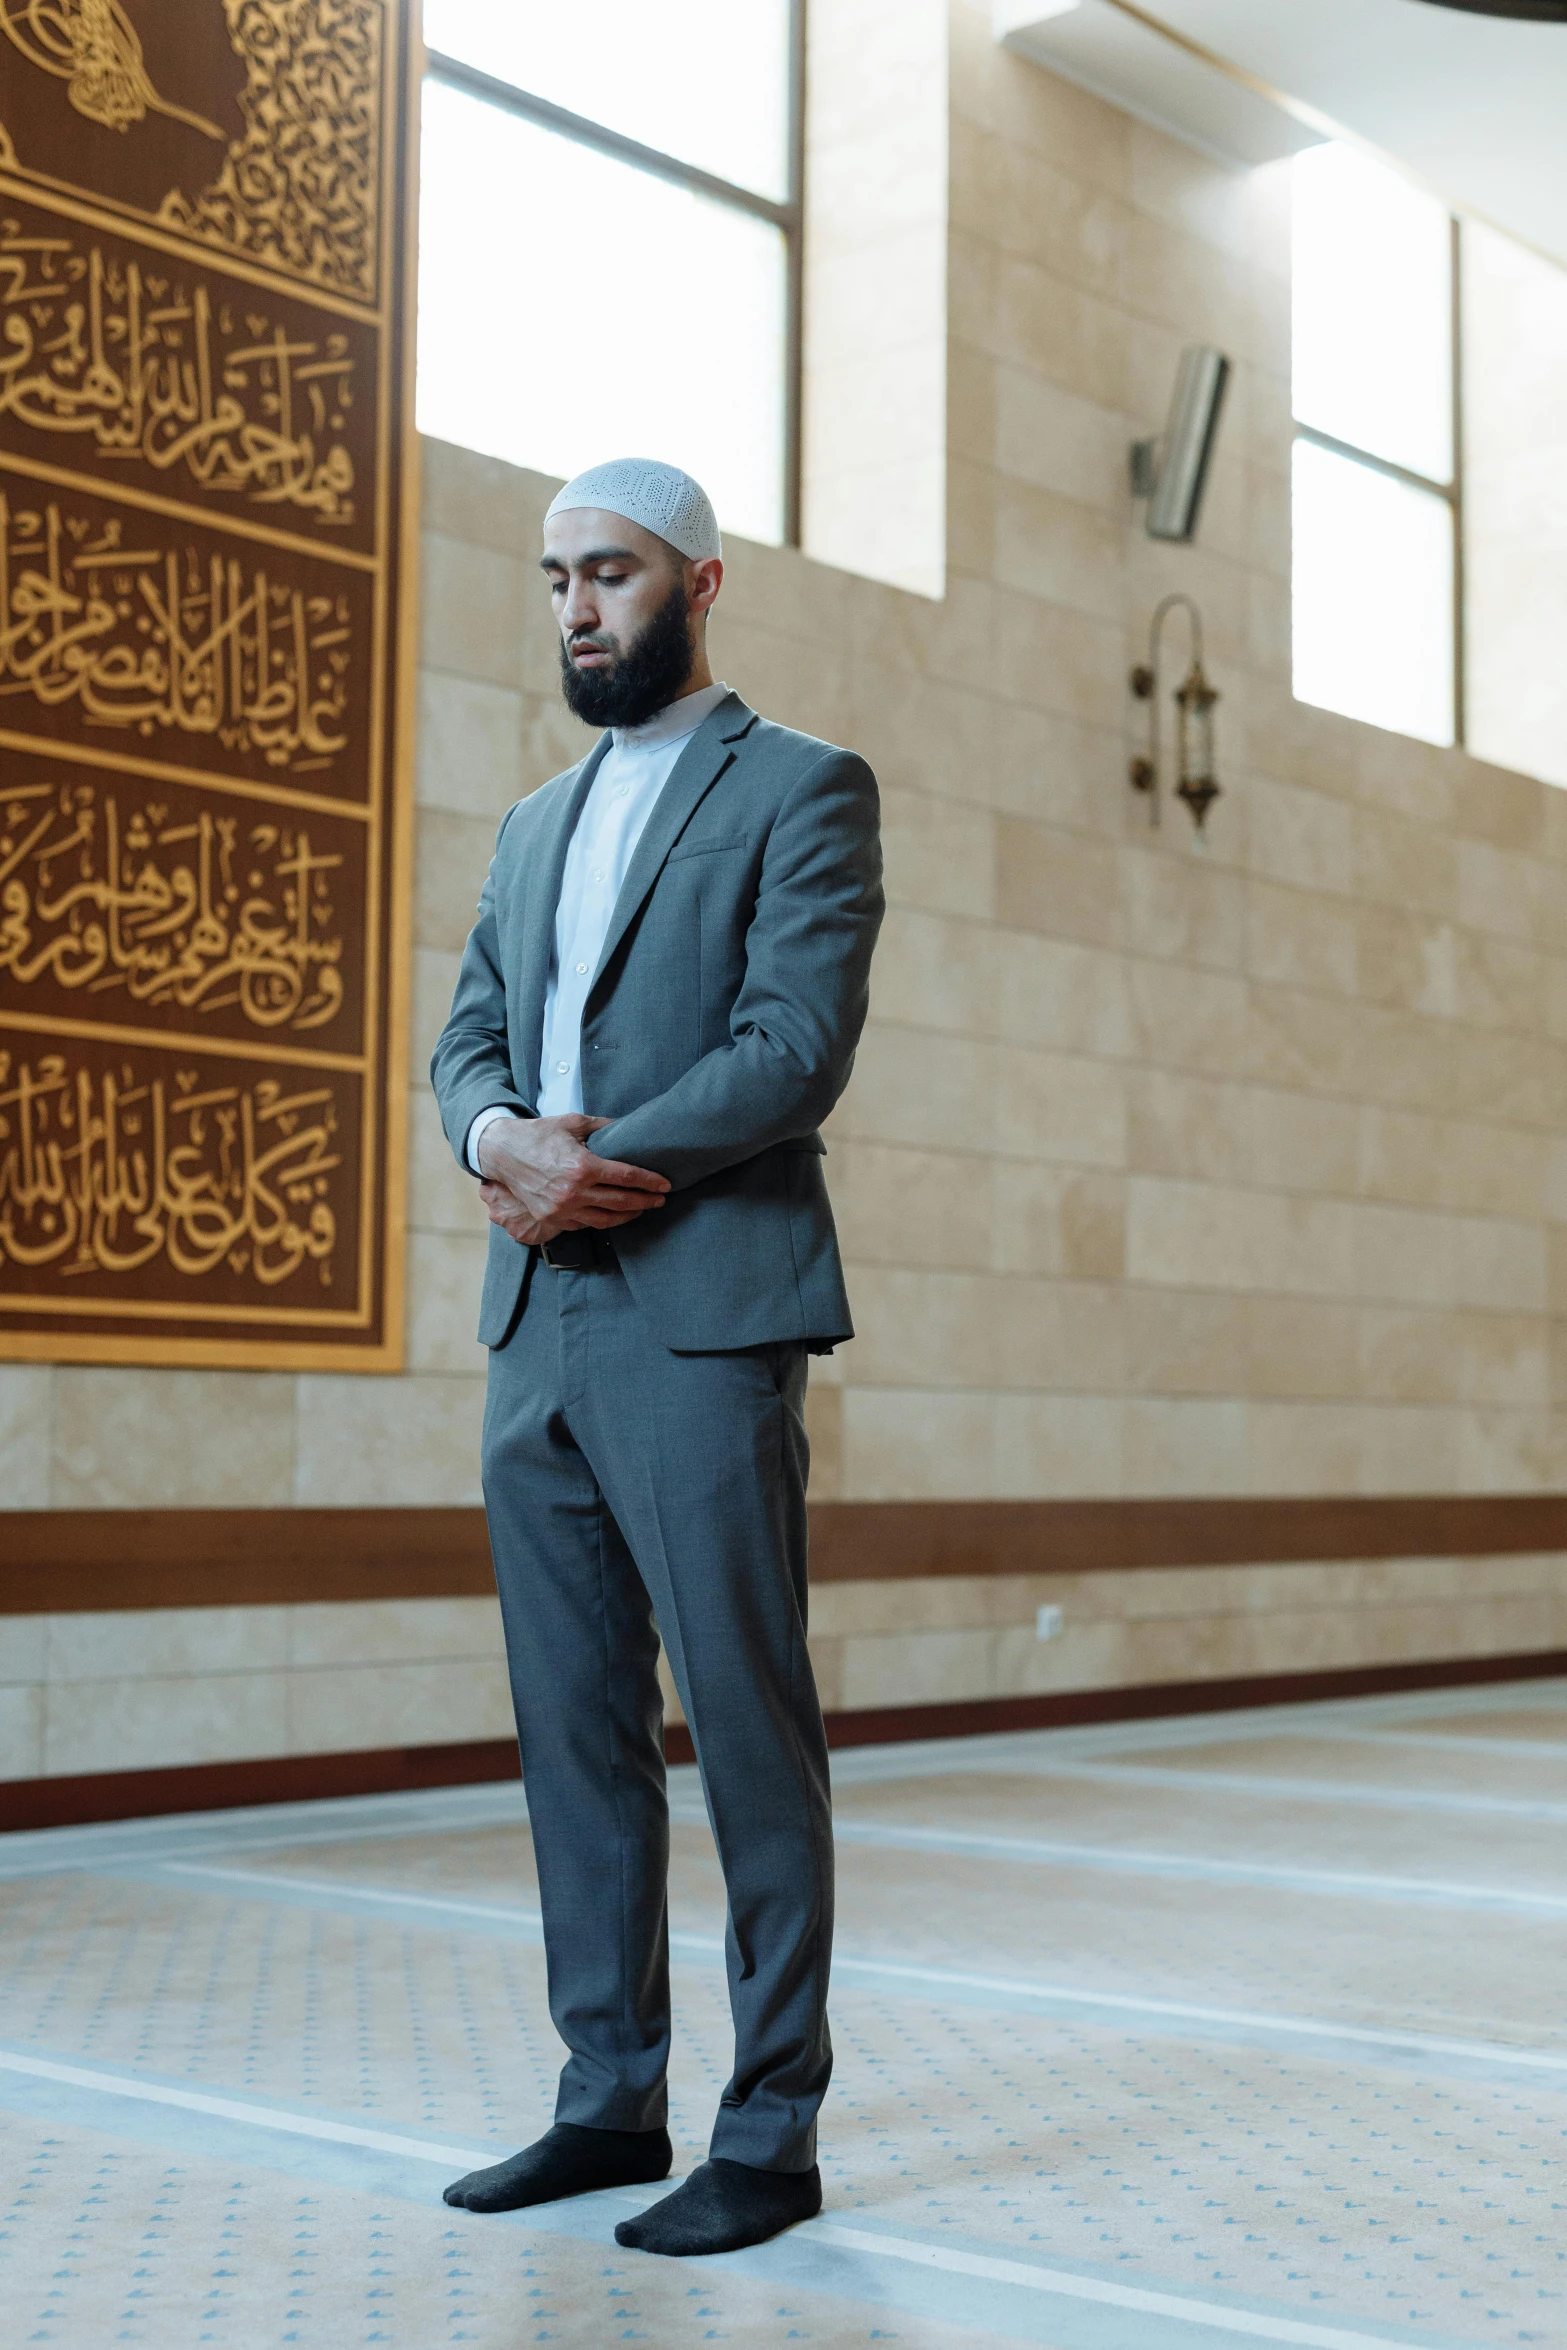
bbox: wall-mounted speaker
[1130,346,1231,545]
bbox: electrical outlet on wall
[1035,1604,1064,1641]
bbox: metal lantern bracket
[1129,593,1222,836]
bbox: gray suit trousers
[480,1241,835,2174]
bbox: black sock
[614,2157,821,2256]
[444,2122,671,2213]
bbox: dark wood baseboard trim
[7,1647,1563,1832]
[0,1739,523,1833]
[800,1643,1567,1755]
[9,1495,1567,1614]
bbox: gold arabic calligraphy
[0,776,344,1028]
[0,221,358,521]
[0,1045,340,1284]
[0,0,408,1358]
[160,0,380,301]
[0,1,225,141]
[0,491,353,766]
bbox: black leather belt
[538,1232,615,1271]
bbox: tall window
[1463,221,1567,791]
[417,2,804,547]
[1291,143,1459,749]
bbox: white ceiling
[996,0,1567,265]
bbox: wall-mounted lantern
[1129,593,1221,835]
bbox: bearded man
[430,459,883,2258]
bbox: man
[430,458,883,2258]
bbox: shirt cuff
[466,1105,520,1175]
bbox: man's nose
[560,576,599,632]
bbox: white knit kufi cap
[545,457,721,564]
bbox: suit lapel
[512,736,609,1108]
[589,693,758,995]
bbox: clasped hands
[477,1114,670,1248]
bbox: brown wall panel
[6,1495,1567,1614]
[804,1496,1567,1578]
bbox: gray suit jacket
[430,692,884,1351]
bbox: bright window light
[1293,143,1453,483]
[1464,220,1567,790]
[1292,438,1454,747]
[417,85,788,545]
[422,0,793,202]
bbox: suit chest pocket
[665,835,748,864]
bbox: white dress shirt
[466,681,731,1172]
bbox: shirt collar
[612,680,730,753]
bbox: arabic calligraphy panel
[0,1028,365,1323]
[0,0,412,1368]
[0,472,375,794]
[0,195,380,554]
[0,754,365,1050]
[0,1,384,307]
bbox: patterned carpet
[2,1679,1563,2348]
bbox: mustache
[559,574,693,730]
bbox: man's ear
[689,556,723,617]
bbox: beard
[559,574,696,730]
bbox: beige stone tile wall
[0,1602,513,1782]
[4,5,1566,1774]
[5,1556,1561,1777]
[805,1551,1567,1716]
